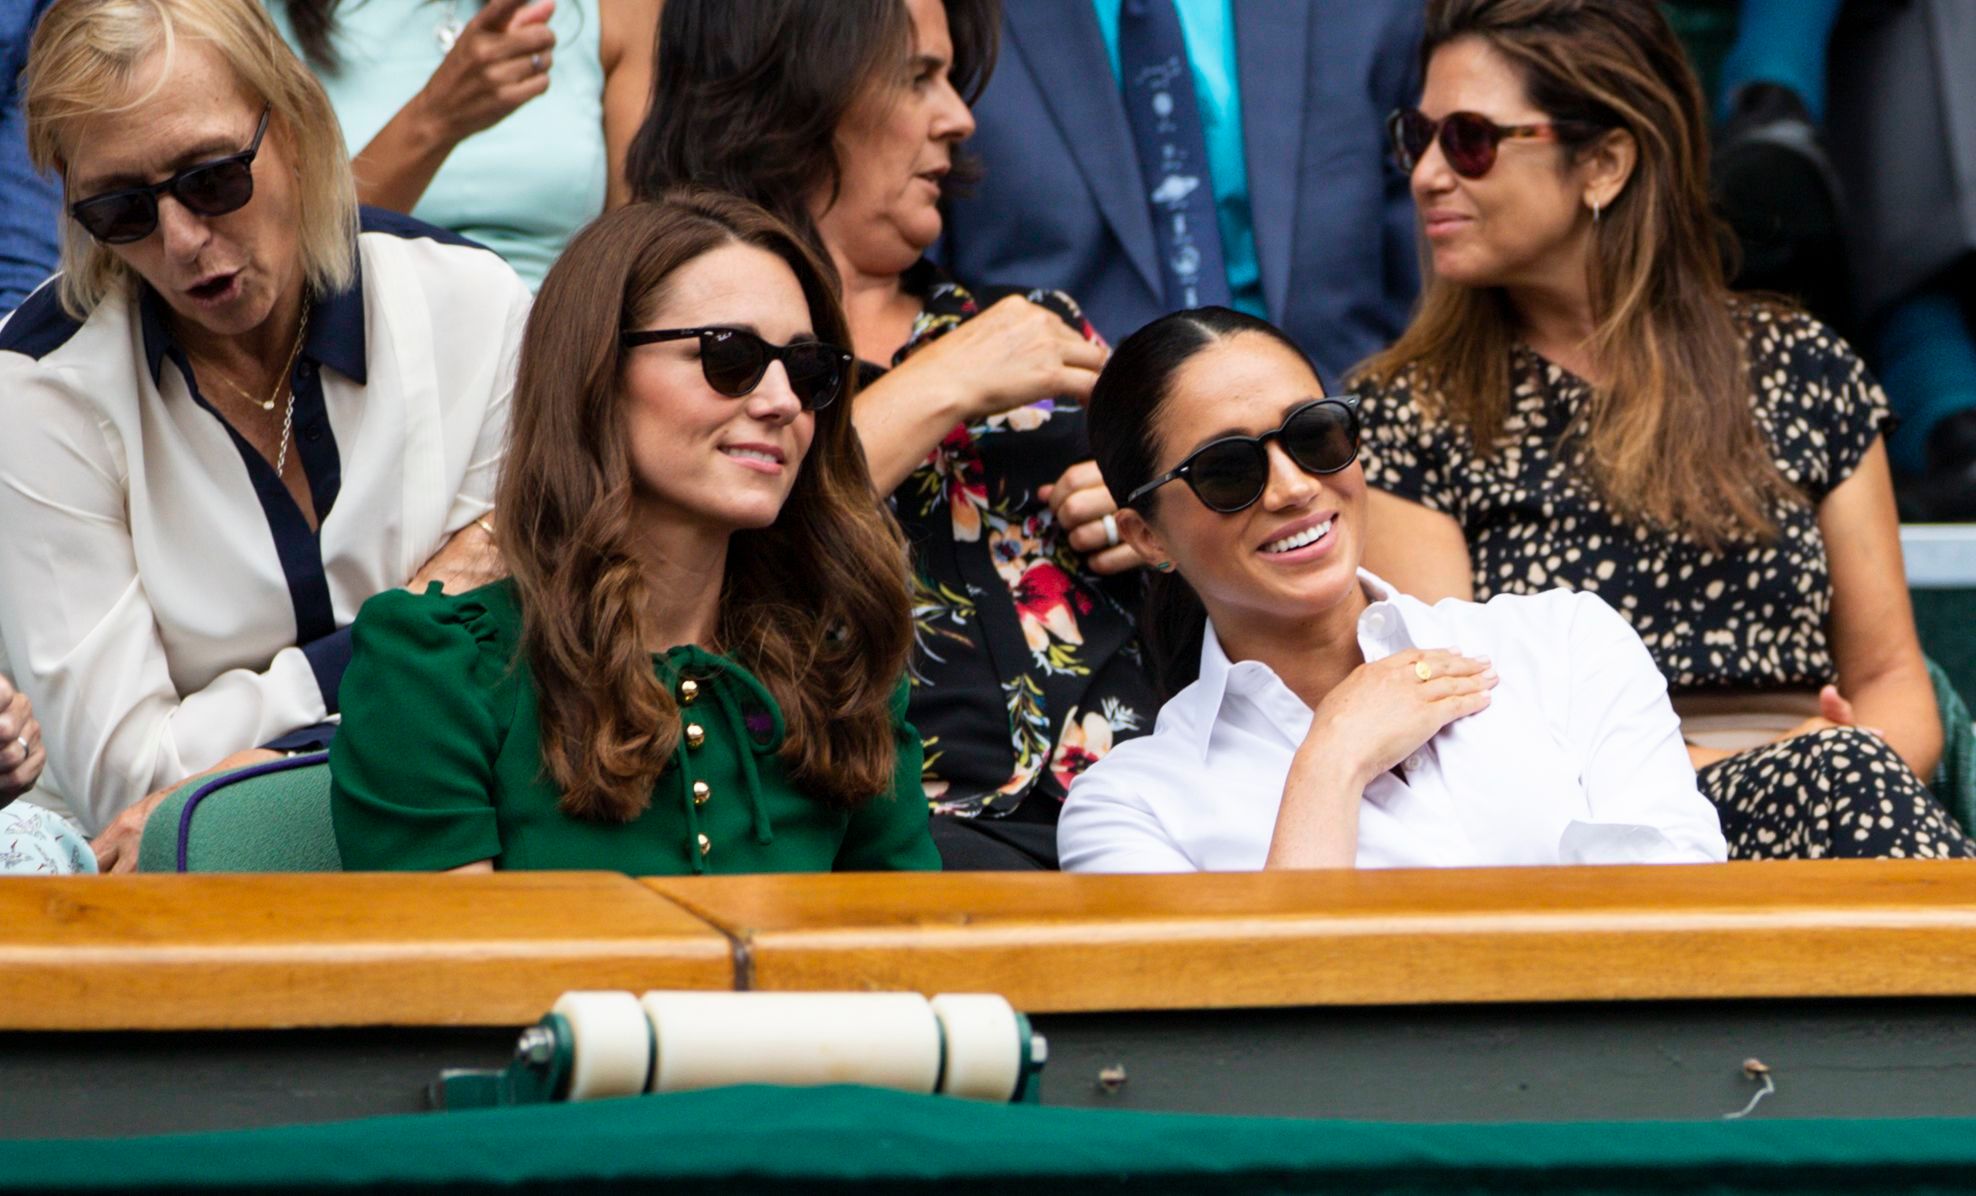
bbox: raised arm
[853,295,1105,494]
[347,0,557,213]
[598,0,659,209]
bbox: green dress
[329,581,940,874]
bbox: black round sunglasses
[69,106,271,245]
[1127,397,1361,514]
[619,326,853,411]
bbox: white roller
[930,994,1024,1102]
[551,991,653,1101]
[639,991,942,1095]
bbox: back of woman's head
[22,0,357,318]
[498,188,913,823]
[1088,307,1314,698]
[625,0,998,268]
[1360,0,1791,547]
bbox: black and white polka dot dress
[1361,305,1972,860]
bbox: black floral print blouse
[865,264,1156,819]
[1360,305,1891,693]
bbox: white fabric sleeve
[0,374,326,834]
[440,275,526,533]
[1058,746,1201,873]
[1558,591,1729,863]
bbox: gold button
[685,723,706,749]
[678,678,699,705]
[697,833,711,857]
[692,780,710,806]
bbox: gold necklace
[202,295,312,413]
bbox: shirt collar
[139,252,369,388]
[1181,568,1444,761]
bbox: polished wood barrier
[8,862,1976,1029]
[0,873,730,1030]
[647,861,1976,1012]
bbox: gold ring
[1414,661,1433,683]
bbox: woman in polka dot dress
[1354,0,1971,859]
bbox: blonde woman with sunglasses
[0,0,527,869]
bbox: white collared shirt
[0,211,527,832]
[1059,571,1727,871]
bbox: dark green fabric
[329,580,938,875]
[13,1084,1976,1193]
[135,762,340,873]
[1914,588,1976,712]
[1931,657,1976,835]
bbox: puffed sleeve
[330,585,506,870]
[832,679,940,871]
[1357,368,1468,522]
[1555,590,1728,864]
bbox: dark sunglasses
[1127,397,1360,514]
[69,106,271,244]
[1386,107,1596,179]
[619,326,852,411]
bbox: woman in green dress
[329,190,938,874]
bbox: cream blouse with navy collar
[0,209,527,832]
[1058,570,1728,871]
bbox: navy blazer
[937,0,1424,381]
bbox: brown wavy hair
[1355,0,1794,547]
[497,190,914,822]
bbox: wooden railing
[8,860,1976,1029]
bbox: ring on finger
[1101,513,1119,549]
[1414,660,1433,683]
[531,51,544,72]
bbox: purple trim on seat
[175,751,330,872]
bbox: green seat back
[136,754,341,873]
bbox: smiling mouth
[721,446,783,466]
[1261,519,1332,554]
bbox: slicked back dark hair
[1088,307,1319,698]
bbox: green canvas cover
[6,1083,1976,1194]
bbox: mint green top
[1090,0,1267,319]
[329,580,939,874]
[268,0,606,290]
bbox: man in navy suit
[938,0,1424,383]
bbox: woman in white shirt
[1062,307,1727,871]
[1,0,526,869]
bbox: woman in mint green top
[331,190,936,874]
[270,0,658,289]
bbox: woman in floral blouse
[628,0,1157,868]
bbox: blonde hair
[23,0,358,319]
